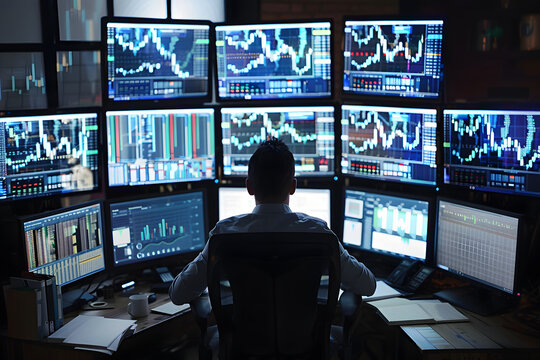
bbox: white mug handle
[128,302,132,315]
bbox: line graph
[107,22,209,100]
[448,113,540,171]
[349,24,425,73]
[346,109,423,161]
[225,28,313,76]
[226,111,317,155]
[221,107,334,175]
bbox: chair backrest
[207,232,341,360]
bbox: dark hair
[248,138,295,202]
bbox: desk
[357,300,540,360]
[3,285,200,360]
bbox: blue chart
[222,107,335,175]
[107,23,209,101]
[346,109,423,161]
[1,114,99,200]
[0,52,47,110]
[226,111,317,155]
[216,23,331,99]
[110,192,206,266]
[57,0,107,41]
[448,113,540,171]
[224,28,315,77]
[348,24,425,74]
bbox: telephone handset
[385,259,434,293]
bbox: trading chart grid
[106,109,215,186]
[110,192,206,266]
[0,114,99,201]
[106,22,210,101]
[343,20,443,98]
[343,189,429,260]
[23,203,105,286]
[216,22,332,99]
[221,106,334,175]
[444,110,540,196]
[341,105,437,185]
[436,200,518,294]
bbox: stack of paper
[368,298,469,325]
[49,315,136,354]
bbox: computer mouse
[148,293,157,303]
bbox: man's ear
[246,178,255,195]
[289,178,297,195]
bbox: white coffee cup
[128,294,150,317]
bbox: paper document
[151,301,190,316]
[364,280,402,302]
[62,316,135,348]
[48,315,96,341]
[369,298,468,325]
[401,323,501,350]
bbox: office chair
[195,231,342,360]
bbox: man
[169,138,376,304]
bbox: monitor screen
[106,108,215,187]
[219,187,331,226]
[23,202,105,287]
[109,191,206,267]
[105,20,210,102]
[343,189,429,260]
[215,22,332,100]
[343,20,443,99]
[436,200,519,294]
[341,105,437,185]
[0,113,99,201]
[221,106,334,176]
[444,109,540,196]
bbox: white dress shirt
[169,203,376,304]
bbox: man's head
[246,138,296,204]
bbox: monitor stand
[63,288,96,312]
[434,286,516,316]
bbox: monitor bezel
[104,188,209,275]
[18,199,107,289]
[341,15,446,104]
[434,196,523,296]
[218,102,339,179]
[341,185,435,264]
[340,103,439,187]
[101,16,214,110]
[442,106,540,198]
[214,18,335,104]
[0,110,103,202]
[104,106,217,190]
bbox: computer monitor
[342,189,429,261]
[108,191,207,268]
[443,109,540,196]
[434,199,520,314]
[106,108,215,187]
[0,113,99,201]
[218,187,331,226]
[221,106,335,176]
[103,18,211,104]
[341,105,437,185]
[215,21,332,100]
[343,19,443,99]
[22,201,105,287]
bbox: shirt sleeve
[338,242,377,296]
[168,242,209,304]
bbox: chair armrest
[339,291,363,344]
[189,294,212,333]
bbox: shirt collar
[252,203,292,214]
